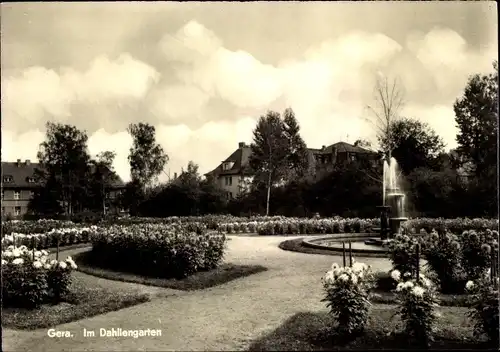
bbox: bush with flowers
[1,227,97,250]
[90,223,226,279]
[421,230,466,294]
[460,229,499,280]
[321,261,375,336]
[388,233,422,275]
[2,245,77,308]
[390,269,440,347]
[465,271,500,345]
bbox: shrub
[465,272,500,345]
[90,223,227,279]
[422,231,466,294]
[321,261,375,336]
[1,246,77,308]
[391,269,440,347]
[388,234,422,275]
[460,230,499,280]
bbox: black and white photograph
[1,1,498,351]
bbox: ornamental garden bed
[247,306,493,351]
[74,250,267,291]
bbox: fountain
[365,157,408,246]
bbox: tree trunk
[266,171,272,216]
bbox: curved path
[3,236,391,351]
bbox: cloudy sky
[1,2,497,182]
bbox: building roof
[1,160,125,189]
[205,143,252,177]
[317,141,376,154]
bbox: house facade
[205,141,379,197]
[1,159,126,219]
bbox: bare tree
[364,74,406,160]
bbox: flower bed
[89,223,227,279]
[2,245,77,308]
[1,219,77,236]
[1,227,97,250]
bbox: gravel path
[2,236,391,352]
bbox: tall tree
[89,151,118,215]
[283,108,310,178]
[379,117,445,175]
[249,111,289,216]
[454,61,498,177]
[365,74,406,160]
[127,123,168,191]
[36,122,91,215]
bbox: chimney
[238,142,246,148]
[25,159,30,166]
[321,145,326,151]
[16,159,21,167]
[174,172,177,179]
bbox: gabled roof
[1,160,125,188]
[205,145,252,177]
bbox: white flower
[3,251,13,258]
[338,274,349,281]
[41,250,48,256]
[59,261,67,269]
[331,263,339,271]
[421,278,432,288]
[12,258,24,265]
[1,259,7,265]
[390,270,401,281]
[12,249,22,257]
[44,264,52,270]
[351,274,358,285]
[325,270,335,284]
[465,280,475,291]
[33,261,43,269]
[412,286,425,297]
[396,283,404,292]
[34,251,42,258]
[50,259,58,265]
[352,262,367,273]
[404,281,414,289]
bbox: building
[1,159,126,219]
[205,141,379,198]
[204,142,253,200]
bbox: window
[3,176,13,183]
[225,176,232,186]
[28,177,36,183]
[350,154,356,161]
[14,191,20,200]
[14,206,21,216]
[227,192,233,200]
[223,161,234,171]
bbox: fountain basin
[302,234,390,257]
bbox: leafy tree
[454,61,498,176]
[379,117,445,175]
[283,108,310,178]
[35,122,91,215]
[127,123,168,192]
[249,110,293,215]
[88,151,119,215]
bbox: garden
[2,215,499,350]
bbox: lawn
[73,250,268,291]
[248,304,493,351]
[2,273,150,330]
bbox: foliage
[90,223,227,279]
[1,246,77,308]
[380,118,445,175]
[127,122,168,191]
[460,230,499,280]
[454,61,498,177]
[322,261,375,335]
[388,234,422,275]
[465,273,500,345]
[391,269,440,347]
[2,227,95,249]
[249,109,308,215]
[421,231,466,294]
[34,122,92,215]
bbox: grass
[248,304,493,351]
[279,238,387,258]
[1,275,150,330]
[73,250,268,291]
